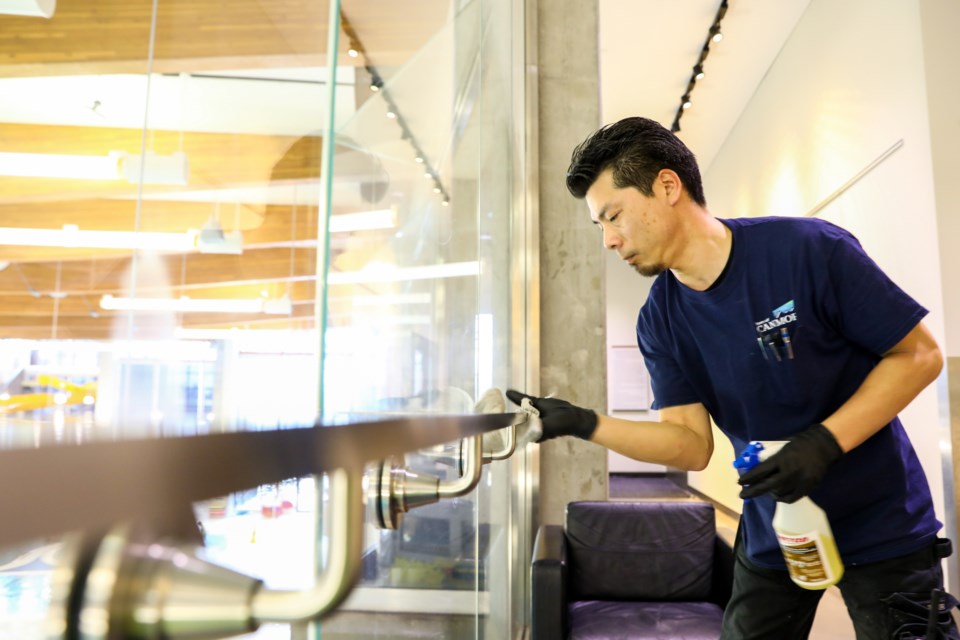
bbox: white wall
[694,0,948,524]
[605,250,665,473]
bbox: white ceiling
[599,0,811,172]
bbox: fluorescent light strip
[349,293,432,306]
[328,209,396,233]
[0,225,241,254]
[0,151,189,185]
[0,152,122,180]
[100,295,292,315]
[0,226,196,251]
[327,261,480,285]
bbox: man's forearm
[590,414,714,470]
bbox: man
[508,116,957,639]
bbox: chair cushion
[566,501,715,601]
[568,600,724,640]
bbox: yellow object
[761,442,844,590]
[0,374,97,414]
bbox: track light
[341,10,451,208]
[671,0,728,133]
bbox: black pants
[720,537,958,639]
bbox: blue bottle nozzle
[733,441,767,472]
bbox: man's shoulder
[724,214,839,235]
[727,215,854,253]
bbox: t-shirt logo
[772,300,795,318]
[755,299,797,333]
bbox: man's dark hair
[566,116,706,206]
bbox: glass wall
[320,0,531,638]
[0,0,531,638]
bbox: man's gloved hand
[505,389,598,442]
[738,424,843,503]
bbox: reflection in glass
[0,0,528,637]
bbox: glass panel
[0,1,333,638]
[320,0,528,638]
[0,0,530,637]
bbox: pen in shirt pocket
[780,326,795,359]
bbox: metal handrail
[0,413,518,638]
[252,466,365,624]
[0,413,514,549]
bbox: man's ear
[657,169,683,205]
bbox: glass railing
[0,0,534,638]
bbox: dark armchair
[531,500,734,640]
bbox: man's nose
[602,227,621,250]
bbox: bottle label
[776,531,834,585]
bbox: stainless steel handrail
[483,422,517,462]
[251,466,364,624]
[0,413,517,638]
[0,413,514,549]
[437,434,483,498]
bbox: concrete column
[536,0,608,525]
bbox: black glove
[738,424,843,503]
[505,389,598,442]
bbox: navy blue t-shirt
[636,216,940,568]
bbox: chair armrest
[711,534,735,608]
[532,524,567,640]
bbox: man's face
[585,168,668,277]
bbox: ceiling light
[120,151,190,185]
[0,151,188,185]
[196,218,243,254]
[0,224,241,254]
[328,209,396,233]
[671,0,727,133]
[0,226,195,251]
[100,294,293,315]
[0,151,123,180]
[349,293,431,306]
[0,0,55,17]
[348,49,359,58]
[327,261,480,285]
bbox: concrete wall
[536,0,608,525]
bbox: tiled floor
[611,473,856,639]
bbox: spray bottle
[734,441,844,590]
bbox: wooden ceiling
[0,0,448,340]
